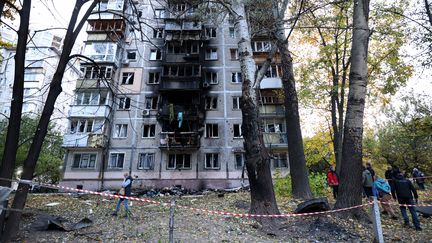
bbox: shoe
[381,211,388,215]
[415,226,422,231]
[403,221,410,227]
[391,216,398,220]
[111,212,118,216]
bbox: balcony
[75,79,111,89]
[63,133,107,148]
[69,105,111,118]
[165,20,202,31]
[263,132,288,147]
[158,104,200,120]
[165,53,200,63]
[259,105,285,118]
[159,79,201,91]
[159,132,200,149]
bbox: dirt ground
[9,190,432,242]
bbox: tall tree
[334,0,371,211]
[230,0,280,215]
[0,0,31,189]
[294,0,412,174]
[272,0,313,199]
[1,0,100,241]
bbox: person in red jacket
[327,165,339,199]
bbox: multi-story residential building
[0,31,79,130]
[61,0,289,191]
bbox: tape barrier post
[168,199,176,243]
[371,197,384,243]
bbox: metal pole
[371,197,384,243]
[168,199,176,243]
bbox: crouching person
[373,176,398,219]
[112,172,133,218]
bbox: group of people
[327,163,425,231]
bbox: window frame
[145,96,159,110]
[233,124,242,138]
[205,96,218,110]
[142,124,156,138]
[108,153,125,169]
[118,97,131,110]
[234,153,244,169]
[149,49,162,60]
[205,71,218,84]
[138,153,154,170]
[205,48,218,60]
[72,153,97,169]
[232,96,241,110]
[126,50,137,61]
[230,48,239,60]
[205,123,219,138]
[167,154,192,170]
[231,72,242,83]
[272,153,288,168]
[113,124,128,138]
[205,27,217,38]
[121,72,135,85]
[205,153,220,170]
[148,72,161,84]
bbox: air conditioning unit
[203,81,210,88]
[142,109,150,117]
[122,59,130,65]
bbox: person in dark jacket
[362,166,374,198]
[393,172,421,230]
[327,165,339,199]
[112,172,133,217]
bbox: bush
[273,171,328,198]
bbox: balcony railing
[159,80,201,91]
[159,132,200,149]
[69,105,111,118]
[263,132,288,146]
[158,104,200,119]
[63,133,107,148]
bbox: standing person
[393,172,422,231]
[366,162,375,178]
[326,165,339,199]
[112,172,133,217]
[412,168,425,190]
[373,176,398,219]
[362,166,374,199]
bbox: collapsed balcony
[159,132,200,149]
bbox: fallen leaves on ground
[10,189,432,242]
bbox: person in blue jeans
[393,172,421,231]
[112,172,133,217]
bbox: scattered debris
[31,215,93,231]
[294,198,330,214]
[417,200,432,217]
[45,202,60,207]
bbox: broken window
[114,124,128,138]
[143,124,156,138]
[205,153,219,169]
[121,72,134,84]
[148,72,160,84]
[168,154,191,169]
[205,27,217,38]
[205,48,218,60]
[81,66,113,79]
[70,119,101,134]
[229,27,236,38]
[145,97,158,110]
[127,50,137,60]
[260,96,277,104]
[231,72,242,83]
[205,96,218,110]
[72,153,97,168]
[232,96,241,110]
[234,153,244,169]
[266,123,284,133]
[205,71,218,84]
[272,153,288,168]
[252,41,271,52]
[205,123,219,138]
[233,124,242,138]
[153,28,164,38]
[230,49,239,60]
[109,153,124,169]
[154,9,165,18]
[150,49,162,60]
[138,153,154,170]
[118,97,131,110]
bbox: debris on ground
[31,215,93,231]
[294,197,330,214]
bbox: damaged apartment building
[61,0,289,190]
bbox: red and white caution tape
[0,178,379,218]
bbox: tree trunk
[1,1,100,241]
[0,0,30,188]
[272,1,312,199]
[334,0,370,211]
[232,0,279,215]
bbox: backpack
[374,178,390,194]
